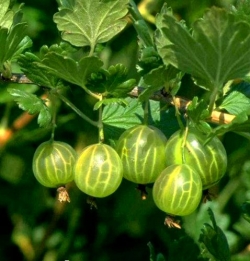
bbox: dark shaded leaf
[241,201,250,223]
[86,64,136,97]
[199,208,231,261]
[156,5,250,91]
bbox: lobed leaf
[53,0,129,48]
[0,22,30,72]
[187,97,211,133]
[37,52,103,89]
[140,65,182,101]
[156,5,250,90]
[7,89,52,127]
[218,91,250,115]
[18,52,65,89]
[199,208,231,261]
[102,97,143,130]
[86,64,136,97]
[93,98,128,111]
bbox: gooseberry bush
[2,0,250,260]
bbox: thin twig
[1,73,236,125]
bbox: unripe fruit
[165,129,227,189]
[74,143,123,198]
[116,125,167,184]
[153,164,202,216]
[32,140,77,188]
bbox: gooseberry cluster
[32,124,227,222]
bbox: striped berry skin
[116,125,167,184]
[165,129,227,189]
[32,140,77,188]
[74,143,123,198]
[153,164,202,216]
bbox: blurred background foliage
[1,0,250,260]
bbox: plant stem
[181,125,189,163]
[208,87,219,115]
[172,96,185,130]
[98,95,104,143]
[56,91,99,128]
[217,178,241,213]
[81,85,100,100]
[48,92,58,141]
[89,43,95,57]
[143,99,149,125]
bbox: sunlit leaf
[102,97,142,130]
[0,0,13,28]
[54,0,129,48]
[218,91,250,115]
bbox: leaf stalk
[55,91,99,128]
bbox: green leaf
[102,97,143,130]
[218,91,250,115]
[0,0,13,29]
[128,0,154,48]
[199,208,231,261]
[156,5,250,90]
[137,46,162,75]
[156,254,166,261]
[0,22,29,71]
[0,84,38,104]
[94,98,128,111]
[140,65,182,101]
[53,0,129,48]
[168,235,204,261]
[231,0,250,24]
[7,89,52,127]
[18,52,65,89]
[12,36,32,60]
[103,97,181,140]
[186,97,211,133]
[86,64,136,97]
[241,201,250,223]
[37,52,103,88]
[211,111,249,137]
